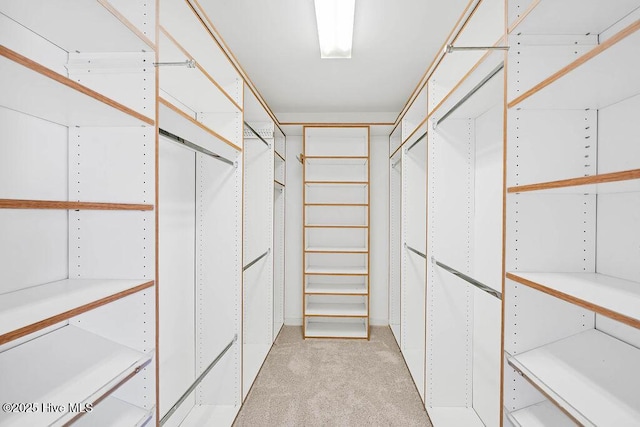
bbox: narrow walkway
[234,326,432,426]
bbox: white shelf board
[305,246,368,253]
[511,27,640,110]
[508,329,640,427]
[180,405,240,427]
[306,302,367,317]
[305,266,368,275]
[0,278,152,341]
[73,397,153,427]
[512,0,640,35]
[305,157,368,166]
[305,283,367,295]
[0,51,152,127]
[305,320,367,338]
[507,272,640,326]
[505,401,577,427]
[0,325,151,427]
[0,0,153,52]
[427,407,484,427]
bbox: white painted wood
[598,92,640,174]
[305,281,367,295]
[305,302,367,316]
[509,329,640,427]
[0,279,150,339]
[389,125,402,157]
[402,87,427,142]
[305,319,368,338]
[0,325,150,427]
[0,54,153,127]
[273,180,286,341]
[306,227,367,250]
[0,0,154,53]
[305,205,368,226]
[158,138,196,419]
[508,272,640,323]
[505,400,577,427]
[305,266,368,275]
[304,128,368,156]
[180,404,240,427]
[427,407,484,427]
[304,184,368,205]
[107,0,156,46]
[73,397,153,427]
[242,342,271,399]
[389,152,402,346]
[305,160,368,182]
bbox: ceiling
[197,0,470,125]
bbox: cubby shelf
[305,303,367,317]
[305,320,368,339]
[504,401,576,427]
[426,407,484,427]
[304,247,368,254]
[0,46,154,128]
[180,405,241,427]
[73,397,154,427]
[508,329,640,426]
[507,272,640,329]
[0,325,151,427]
[0,0,154,53]
[305,267,368,276]
[508,21,640,110]
[507,169,640,194]
[0,279,154,346]
[305,283,367,295]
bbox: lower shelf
[73,397,153,427]
[180,404,240,427]
[505,401,576,427]
[427,407,484,427]
[0,325,151,426]
[305,302,367,317]
[507,329,640,426]
[305,319,368,338]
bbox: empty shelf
[507,272,640,328]
[305,267,368,275]
[0,0,153,52]
[305,320,367,338]
[180,405,241,427]
[0,279,154,345]
[427,407,484,427]
[73,397,153,427]
[305,303,367,317]
[509,22,640,110]
[305,283,367,295]
[305,247,368,253]
[0,325,151,427]
[507,169,640,194]
[507,329,640,426]
[505,401,577,427]
[0,46,153,127]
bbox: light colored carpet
[233,326,432,427]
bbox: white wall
[284,130,389,326]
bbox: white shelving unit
[504,1,640,425]
[273,127,286,342]
[0,1,156,425]
[303,126,370,339]
[158,1,243,425]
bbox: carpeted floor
[233,326,432,427]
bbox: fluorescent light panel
[314,0,355,59]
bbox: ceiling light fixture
[314,0,355,59]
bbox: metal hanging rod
[243,122,271,148]
[405,243,427,259]
[431,257,502,300]
[243,248,271,272]
[406,131,428,153]
[391,157,402,169]
[154,59,197,68]
[434,62,504,129]
[159,129,236,167]
[160,334,238,425]
[445,45,509,53]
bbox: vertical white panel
[389,153,402,344]
[273,187,285,339]
[106,0,156,45]
[157,139,196,419]
[598,92,640,173]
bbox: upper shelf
[0,278,154,345]
[507,272,640,329]
[508,21,640,110]
[0,0,154,52]
[0,46,154,127]
[507,329,640,426]
[510,0,640,36]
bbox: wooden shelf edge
[508,19,640,109]
[0,45,154,126]
[304,249,368,254]
[305,181,369,185]
[304,156,369,159]
[506,272,640,329]
[159,97,242,152]
[507,169,640,193]
[305,292,368,296]
[304,203,368,207]
[304,225,368,228]
[98,0,156,51]
[304,314,368,318]
[0,280,154,346]
[0,199,154,211]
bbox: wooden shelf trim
[159,97,241,151]
[508,19,640,109]
[304,313,368,318]
[98,0,156,50]
[0,45,154,126]
[0,199,154,211]
[304,248,368,254]
[305,292,367,296]
[507,169,640,193]
[507,272,640,329]
[159,26,242,112]
[305,203,368,207]
[0,280,154,346]
[305,181,369,185]
[304,156,369,159]
[305,225,368,229]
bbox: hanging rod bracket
[445,44,509,54]
[154,59,197,68]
